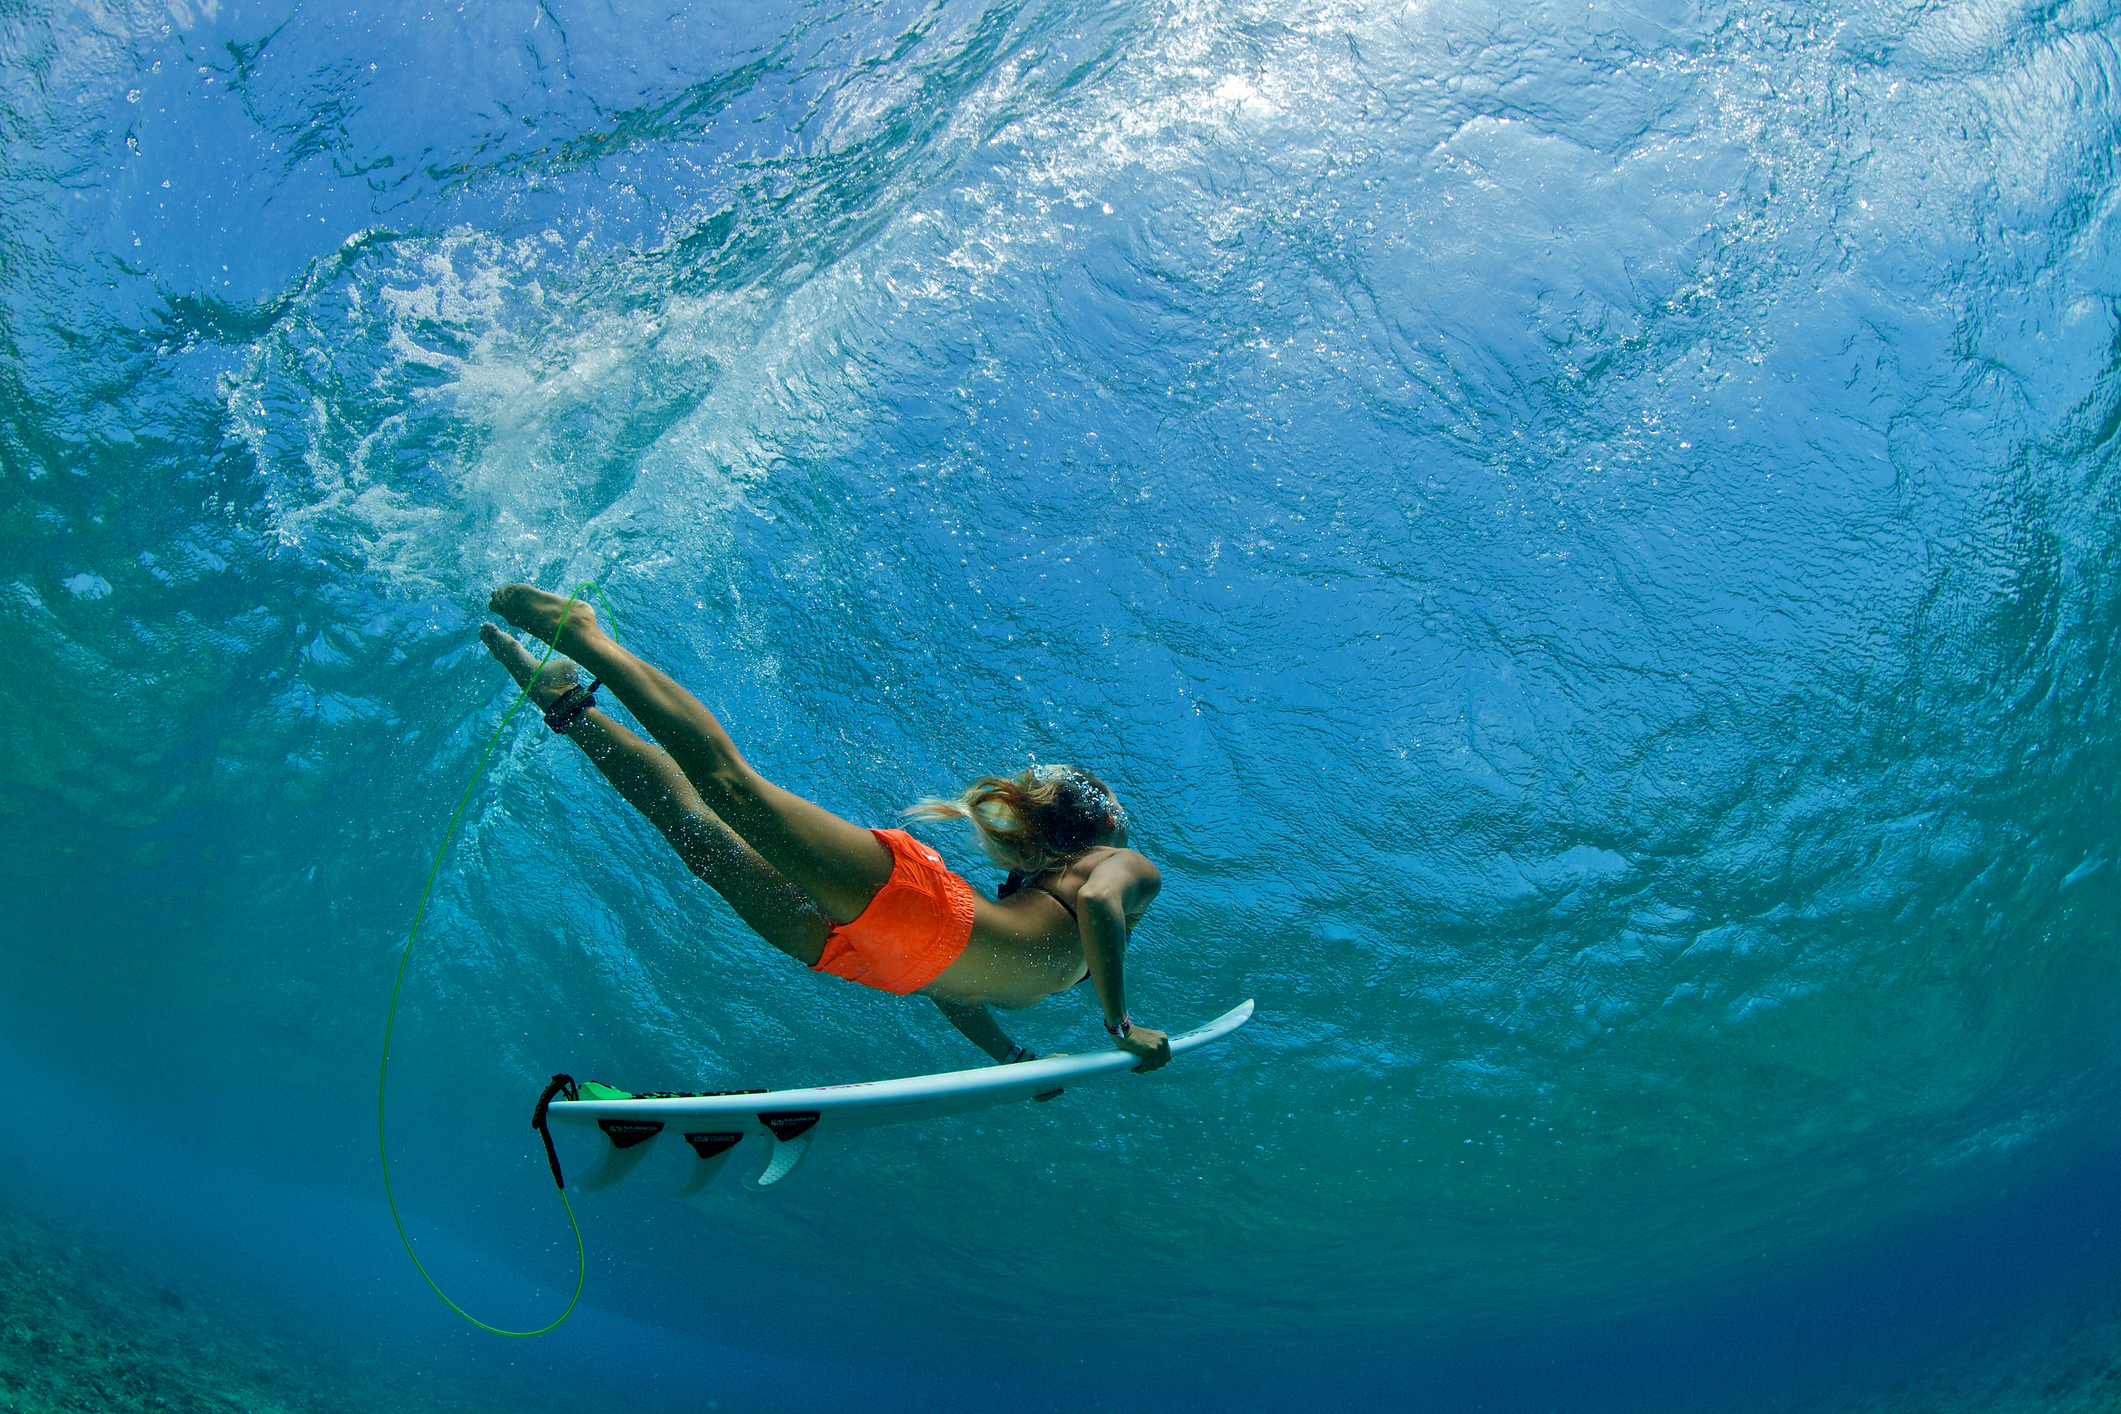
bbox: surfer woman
[478,583,1171,1074]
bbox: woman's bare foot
[479,622,580,709]
[488,583,603,651]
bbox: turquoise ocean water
[4,0,2119,1409]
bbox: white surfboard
[543,999,1255,1192]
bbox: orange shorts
[810,829,977,995]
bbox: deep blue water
[4,0,2120,1410]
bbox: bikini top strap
[996,869,1077,919]
[1022,881,1077,919]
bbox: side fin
[758,1110,820,1142]
[577,1120,662,1191]
[744,1130,812,1189]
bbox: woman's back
[932,845,1158,1009]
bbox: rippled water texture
[5,0,2120,1405]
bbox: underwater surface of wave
[4,0,2119,1405]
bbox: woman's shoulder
[1073,845,1160,895]
[1056,843,1147,875]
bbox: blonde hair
[906,765,1124,873]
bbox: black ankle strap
[543,679,602,734]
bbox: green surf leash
[378,581,623,1336]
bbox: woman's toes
[488,584,530,625]
[479,622,537,684]
[478,622,577,703]
[487,582,597,647]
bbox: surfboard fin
[578,1118,662,1191]
[677,1131,744,1196]
[746,1130,811,1189]
[745,1110,820,1189]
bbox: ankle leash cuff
[544,679,603,734]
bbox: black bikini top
[998,869,1076,918]
[1001,869,1104,990]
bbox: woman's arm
[1078,850,1171,1071]
[931,999,1067,1101]
[931,997,1026,1062]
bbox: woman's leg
[485,586,895,924]
[480,624,831,962]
